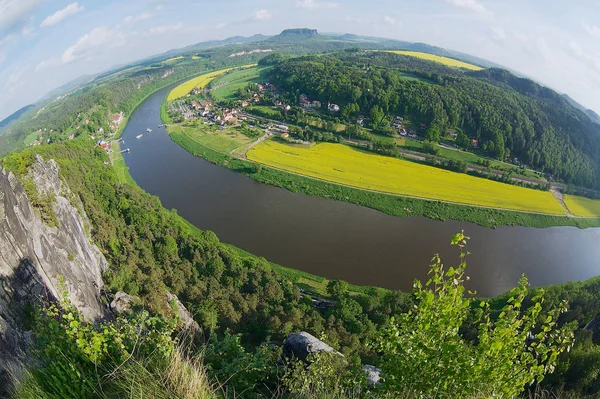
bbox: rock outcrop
[110,291,139,315]
[283,331,343,362]
[363,365,382,386]
[167,292,199,331]
[0,156,108,391]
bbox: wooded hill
[268,52,600,189]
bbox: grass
[211,66,272,102]
[167,123,253,153]
[167,65,256,101]
[112,142,135,185]
[247,105,282,119]
[384,50,483,71]
[247,140,565,215]
[563,195,600,217]
[23,132,39,146]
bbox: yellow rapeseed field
[384,51,483,71]
[563,195,600,217]
[247,141,565,214]
[167,64,256,101]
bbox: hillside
[0,105,34,132]
[268,52,600,188]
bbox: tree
[326,280,349,299]
[369,105,384,129]
[376,232,574,398]
[425,124,441,142]
[456,130,470,148]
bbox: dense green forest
[268,52,600,188]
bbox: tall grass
[12,348,217,399]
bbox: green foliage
[376,232,575,398]
[327,280,349,299]
[20,292,178,399]
[204,330,277,398]
[282,351,364,399]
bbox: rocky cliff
[0,155,108,390]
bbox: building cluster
[299,94,321,110]
[96,139,111,153]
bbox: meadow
[563,195,600,217]
[247,140,565,214]
[167,65,256,101]
[384,50,483,70]
[211,66,272,102]
[167,123,253,153]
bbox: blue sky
[1,0,600,120]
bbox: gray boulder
[283,331,343,362]
[110,291,139,315]
[363,365,382,386]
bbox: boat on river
[146,128,152,133]
[136,134,143,139]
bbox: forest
[268,52,600,189]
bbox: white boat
[136,134,143,139]
[146,128,152,132]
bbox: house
[328,103,340,113]
[471,139,479,148]
[311,100,321,109]
[281,133,289,138]
[357,115,365,125]
[447,130,458,138]
[275,124,289,132]
[419,123,427,130]
[396,116,404,121]
[97,127,104,134]
[400,129,407,137]
[113,112,124,125]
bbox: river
[121,87,600,296]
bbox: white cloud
[155,4,164,11]
[254,9,272,21]
[123,12,154,24]
[40,2,84,28]
[384,16,399,27]
[0,0,43,33]
[443,0,486,14]
[144,23,183,36]
[296,0,339,10]
[491,26,506,41]
[582,21,600,40]
[62,27,126,63]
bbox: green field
[247,105,282,119]
[112,142,135,185]
[248,140,565,214]
[211,66,272,102]
[23,132,39,146]
[167,123,253,153]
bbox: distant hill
[267,28,321,42]
[0,104,34,133]
[562,94,600,125]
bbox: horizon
[1,0,600,120]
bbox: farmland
[564,195,600,217]
[167,64,256,101]
[211,66,272,102]
[247,140,565,214]
[383,50,483,70]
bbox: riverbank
[168,128,600,229]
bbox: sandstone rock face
[167,292,199,331]
[283,331,343,362]
[0,156,108,391]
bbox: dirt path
[232,132,270,159]
[551,186,574,217]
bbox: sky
[1,0,600,121]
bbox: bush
[376,232,575,398]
